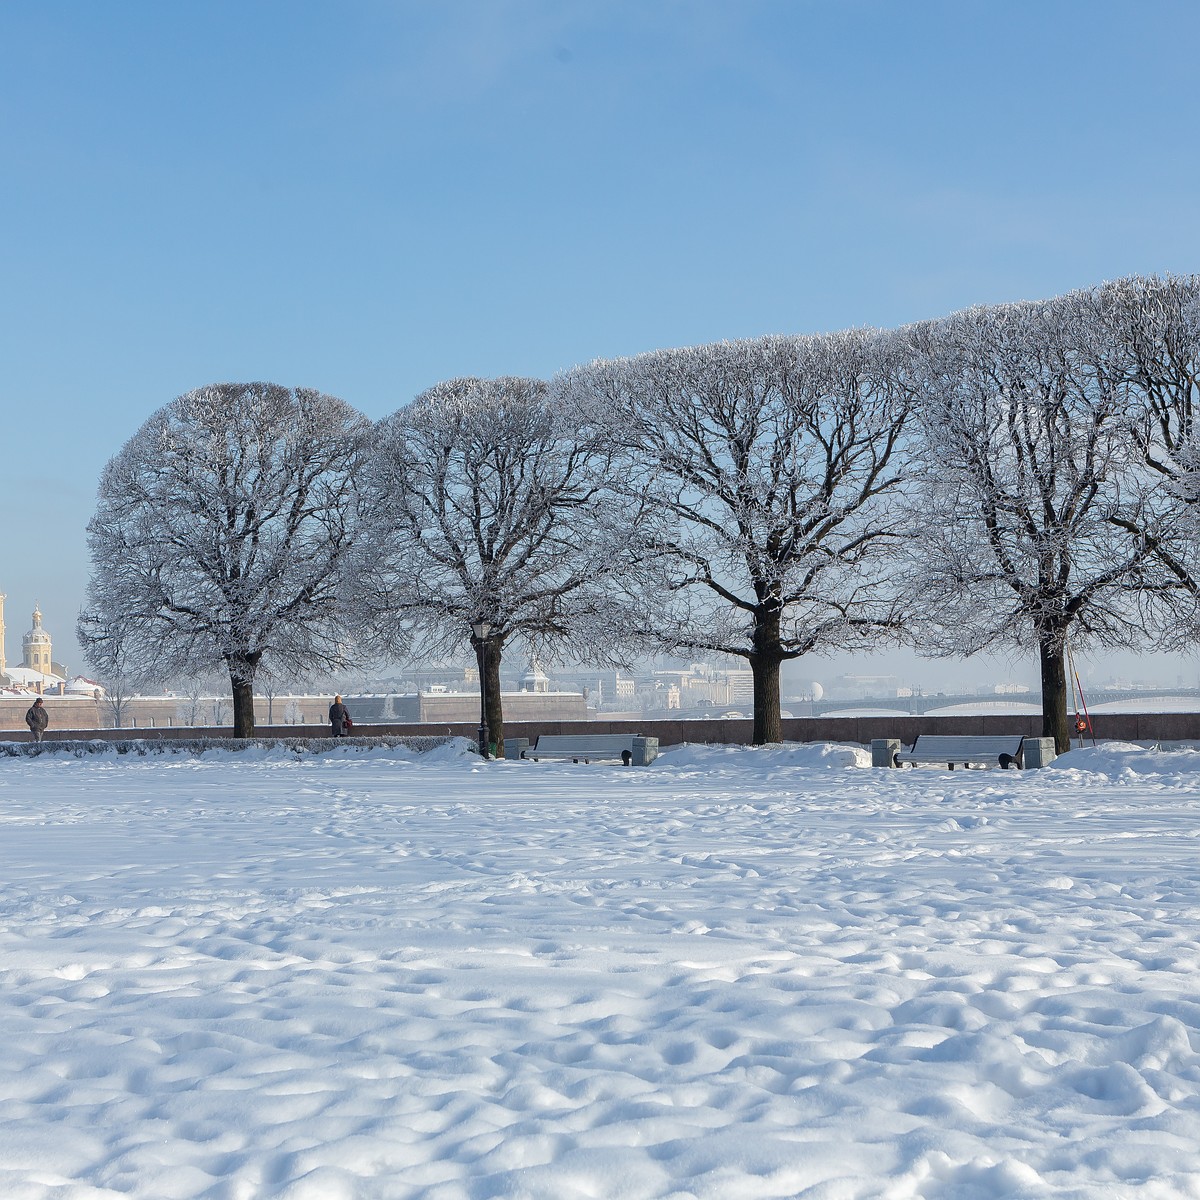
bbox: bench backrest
[533,735,638,752]
[910,735,1025,757]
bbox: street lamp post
[471,620,492,758]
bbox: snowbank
[0,734,462,760]
[658,739,871,770]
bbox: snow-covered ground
[4,739,1200,1199]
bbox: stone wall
[0,694,331,733]
[379,691,589,723]
[2,711,1196,745]
[0,690,591,733]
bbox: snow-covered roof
[4,665,64,686]
[1,684,41,697]
[65,676,104,696]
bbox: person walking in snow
[26,697,49,743]
[328,695,351,737]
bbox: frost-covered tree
[904,291,1153,752]
[258,672,281,726]
[1098,274,1200,623]
[175,682,207,729]
[81,383,369,738]
[356,377,644,756]
[76,609,149,729]
[571,330,912,745]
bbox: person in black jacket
[329,695,351,737]
[26,697,49,743]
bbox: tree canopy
[569,329,911,743]
[354,376,646,753]
[81,382,368,737]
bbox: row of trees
[80,274,1200,752]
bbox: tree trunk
[485,636,505,757]
[228,654,260,739]
[1039,635,1070,754]
[471,633,506,757]
[750,607,785,745]
[750,654,783,744]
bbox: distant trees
[572,330,912,745]
[354,377,645,755]
[76,609,147,729]
[81,383,369,738]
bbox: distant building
[348,689,588,723]
[826,673,902,700]
[643,664,753,711]
[23,604,56,676]
[519,659,551,693]
[1,598,68,693]
[547,669,636,710]
[725,669,753,704]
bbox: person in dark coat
[26,697,49,743]
[329,695,351,737]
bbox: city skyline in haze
[0,591,1193,698]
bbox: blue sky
[3,0,1198,685]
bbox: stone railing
[1,712,1195,749]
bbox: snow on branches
[902,288,1159,749]
[1097,274,1200,624]
[75,274,1200,750]
[569,328,911,744]
[354,376,649,753]
[80,383,369,737]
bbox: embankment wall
[1,713,1196,745]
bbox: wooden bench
[521,734,658,766]
[894,734,1025,770]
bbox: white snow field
[3,740,1200,1200]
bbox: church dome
[25,605,50,644]
[21,604,57,678]
[520,659,551,693]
